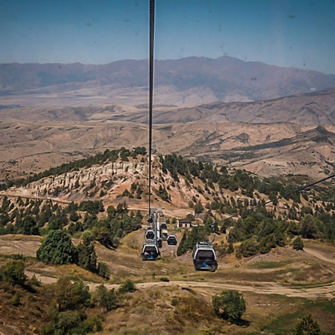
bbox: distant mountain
[1,56,335,107]
[1,86,335,126]
[148,87,335,125]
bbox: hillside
[0,150,335,334]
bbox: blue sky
[1,0,335,74]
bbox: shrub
[236,238,259,258]
[293,237,304,250]
[227,242,234,254]
[1,260,27,286]
[97,262,110,280]
[119,279,136,293]
[95,285,119,311]
[293,314,320,335]
[212,290,246,324]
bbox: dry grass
[1,235,335,334]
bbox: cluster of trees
[42,277,137,335]
[36,229,110,278]
[0,259,27,287]
[176,204,334,258]
[159,154,313,204]
[227,210,335,258]
[0,197,142,248]
[0,196,142,277]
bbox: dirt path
[2,235,335,301]
[304,247,335,264]
[85,279,335,300]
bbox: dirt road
[304,247,335,264]
[85,279,335,300]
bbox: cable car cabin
[160,222,167,230]
[161,229,168,241]
[192,242,218,272]
[167,234,177,245]
[145,228,155,241]
[141,243,160,261]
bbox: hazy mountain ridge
[2,87,334,126]
[1,56,335,107]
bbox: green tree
[194,201,204,214]
[293,314,320,335]
[22,215,39,235]
[37,230,78,265]
[77,235,97,273]
[212,290,246,324]
[177,231,187,256]
[97,262,110,279]
[301,214,318,239]
[54,277,82,312]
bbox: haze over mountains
[1,56,335,107]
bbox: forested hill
[0,147,334,259]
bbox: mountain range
[1,56,335,107]
[1,56,335,181]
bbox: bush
[212,290,246,324]
[227,242,234,254]
[293,237,304,250]
[293,314,320,335]
[119,279,136,293]
[95,285,119,311]
[1,260,27,286]
[97,262,110,280]
[236,238,259,258]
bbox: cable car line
[141,0,160,261]
[148,0,155,214]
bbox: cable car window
[196,250,215,260]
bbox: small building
[177,218,192,228]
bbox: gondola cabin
[160,222,167,230]
[192,242,218,272]
[141,243,160,261]
[145,228,155,241]
[167,234,178,245]
[161,229,168,240]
